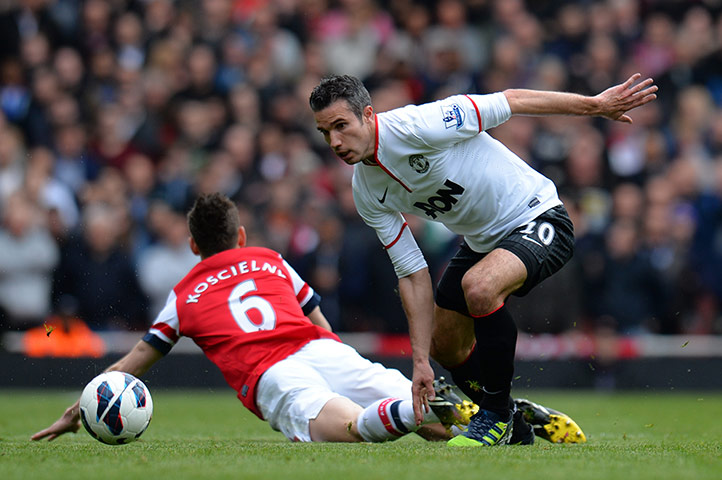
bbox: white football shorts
[256,338,412,442]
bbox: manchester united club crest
[409,154,429,174]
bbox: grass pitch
[1,389,720,480]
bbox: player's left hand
[594,73,658,123]
[411,360,435,425]
[31,403,81,441]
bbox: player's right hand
[411,360,436,425]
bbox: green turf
[1,389,720,480]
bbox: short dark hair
[187,193,240,258]
[309,75,372,119]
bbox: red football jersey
[143,247,340,417]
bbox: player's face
[314,100,375,165]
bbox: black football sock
[473,305,517,419]
[444,343,485,405]
[509,398,535,444]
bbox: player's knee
[461,274,500,316]
[310,397,365,442]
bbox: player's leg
[432,245,521,410]
[308,398,453,442]
[445,206,575,446]
[469,205,574,421]
[301,389,429,442]
[443,249,523,446]
[303,394,459,442]
[433,246,522,446]
[308,397,364,442]
[261,339,421,442]
[256,352,354,442]
[430,305,477,385]
[257,353,418,442]
[463,247,525,417]
[432,247,487,405]
[428,308,534,445]
[302,339,468,441]
[325,393,463,442]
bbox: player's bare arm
[30,340,162,441]
[307,306,333,332]
[398,268,436,425]
[504,73,657,123]
[103,340,164,378]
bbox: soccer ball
[79,371,153,445]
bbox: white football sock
[387,397,444,425]
[356,398,418,442]
[356,398,445,442]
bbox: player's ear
[363,104,374,121]
[189,236,200,256]
[237,226,247,247]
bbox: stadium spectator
[0,0,64,64]
[0,124,25,202]
[52,202,149,330]
[314,0,394,80]
[24,146,79,236]
[597,218,667,334]
[52,123,101,196]
[137,201,198,317]
[0,190,59,331]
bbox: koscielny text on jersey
[186,260,288,304]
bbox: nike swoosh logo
[377,187,388,204]
[522,234,543,247]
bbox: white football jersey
[352,92,562,278]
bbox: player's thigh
[301,339,413,406]
[435,241,524,318]
[430,305,476,366]
[257,354,343,442]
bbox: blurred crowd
[1,0,722,340]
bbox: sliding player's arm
[30,340,163,442]
[106,339,165,377]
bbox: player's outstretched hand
[594,73,658,123]
[31,403,81,441]
[411,360,435,425]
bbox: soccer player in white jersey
[310,74,656,446]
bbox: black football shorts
[435,205,575,316]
